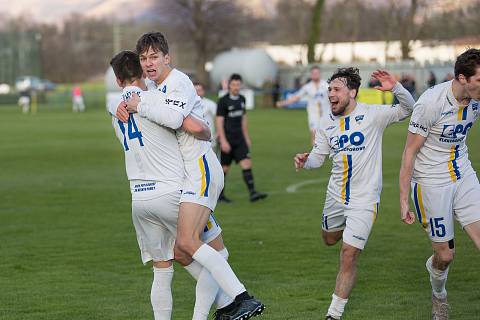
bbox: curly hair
[328,67,362,98]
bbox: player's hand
[125,93,141,113]
[372,70,397,92]
[220,140,231,153]
[116,101,129,123]
[400,200,415,225]
[294,153,309,171]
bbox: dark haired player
[400,48,480,320]
[294,68,415,319]
[216,73,267,203]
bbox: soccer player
[116,32,264,320]
[294,68,415,320]
[276,65,330,144]
[216,74,267,203]
[399,48,480,320]
[110,50,238,320]
[194,81,218,151]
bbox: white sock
[213,249,235,309]
[151,266,174,320]
[184,261,203,280]
[426,255,449,299]
[192,244,246,299]
[327,293,348,319]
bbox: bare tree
[154,0,250,84]
[307,0,325,63]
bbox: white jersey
[202,97,217,137]
[309,83,415,207]
[112,89,184,200]
[144,69,211,162]
[295,80,330,120]
[408,81,479,186]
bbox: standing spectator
[18,90,31,114]
[72,85,85,112]
[427,71,437,88]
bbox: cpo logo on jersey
[330,131,365,151]
[441,122,473,139]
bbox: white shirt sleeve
[408,98,440,137]
[164,80,195,118]
[375,82,416,127]
[137,91,184,129]
[304,127,330,169]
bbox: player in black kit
[216,74,268,203]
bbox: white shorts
[181,148,224,212]
[322,195,379,250]
[132,191,222,264]
[411,173,480,242]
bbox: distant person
[18,90,30,114]
[427,71,437,88]
[442,73,454,83]
[216,73,267,203]
[272,80,281,108]
[276,65,330,145]
[194,82,218,152]
[400,74,417,100]
[72,86,85,112]
[367,76,381,88]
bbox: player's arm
[399,132,426,224]
[295,128,329,171]
[372,70,415,123]
[216,116,230,153]
[241,114,251,147]
[276,95,301,108]
[182,115,211,141]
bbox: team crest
[472,102,478,111]
[355,115,364,123]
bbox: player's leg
[453,173,480,250]
[321,196,346,246]
[464,221,480,249]
[236,141,267,202]
[412,182,455,320]
[151,260,174,320]
[219,150,233,203]
[326,203,376,319]
[132,196,178,320]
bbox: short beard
[332,100,348,116]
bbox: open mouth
[330,100,339,107]
[146,69,157,78]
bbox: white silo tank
[104,67,122,114]
[210,48,278,89]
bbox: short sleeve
[408,100,440,137]
[164,80,194,118]
[216,97,227,117]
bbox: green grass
[1,104,479,319]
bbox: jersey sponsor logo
[330,131,365,152]
[440,122,472,141]
[133,182,156,193]
[228,110,244,118]
[165,98,186,109]
[409,121,427,133]
[228,105,235,111]
[183,191,196,196]
[355,115,364,123]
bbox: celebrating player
[399,48,480,320]
[294,68,415,319]
[276,65,330,144]
[115,32,264,320]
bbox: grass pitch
[1,104,479,319]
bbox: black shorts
[220,138,250,166]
